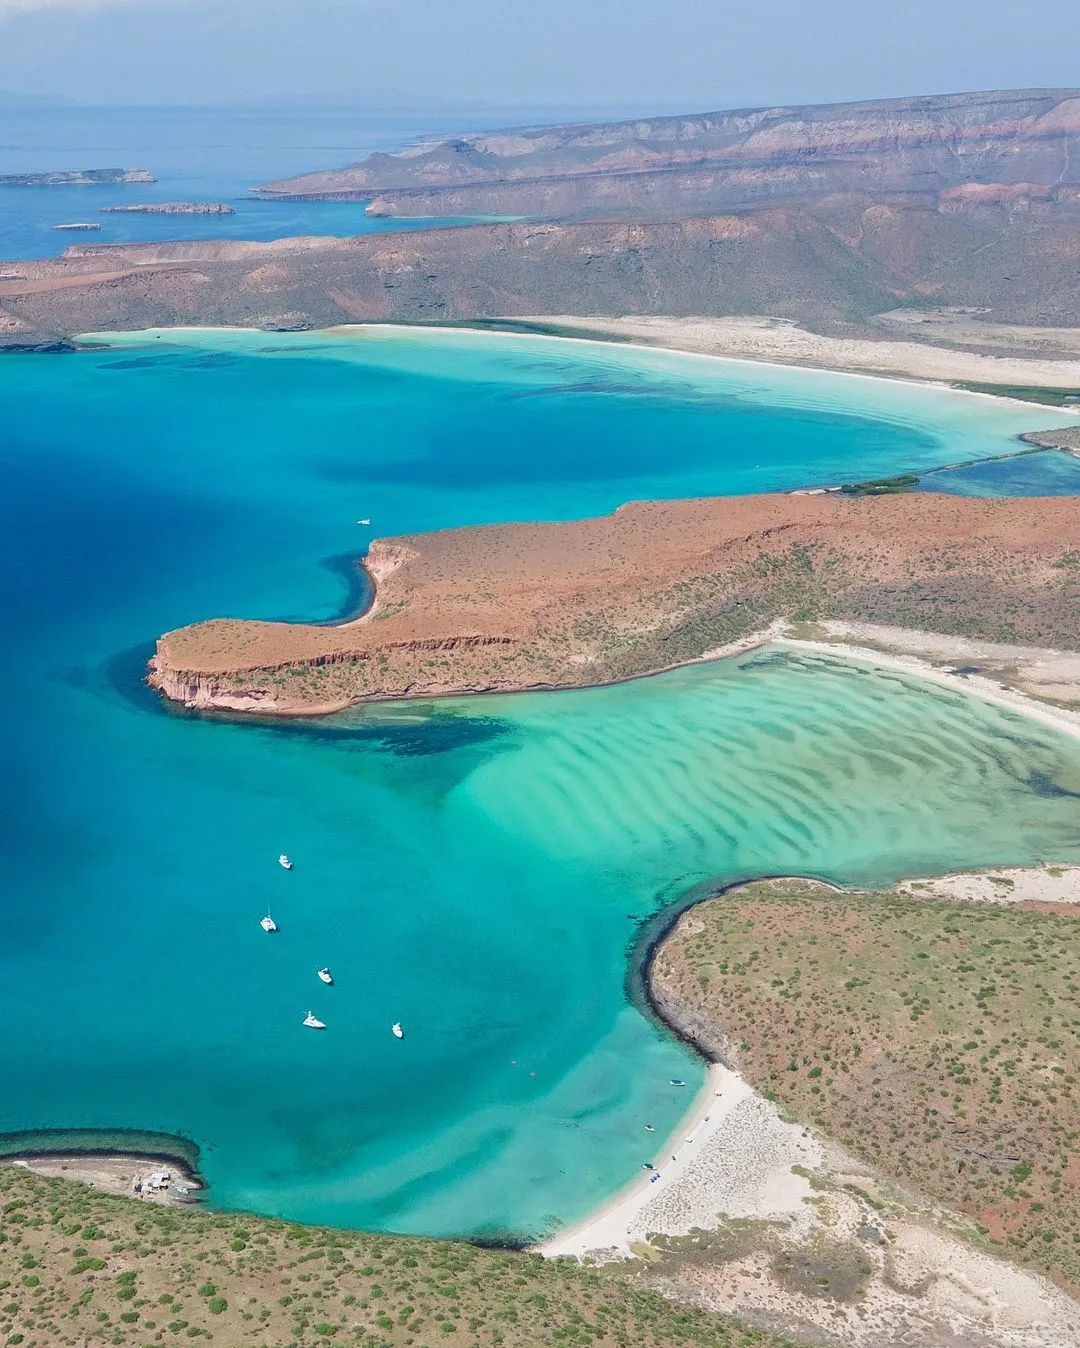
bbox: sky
[1,0,1078,110]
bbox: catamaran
[317,967,333,984]
[260,912,277,933]
[278,854,293,870]
[303,1011,326,1029]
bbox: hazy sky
[2,0,1078,110]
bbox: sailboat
[391,1022,404,1039]
[260,911,277,933]
[317,968,333,985]
[278,854,293,870]
[303,1011,326,1029]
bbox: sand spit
[777,621,1080,738]
[518,313,1080,391]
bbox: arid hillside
[651,879,1080,1293]
[0,1166,786,1348]
[148,491,1080,715]
[3,88,1079,348]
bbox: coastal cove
[4,326,1080,1241]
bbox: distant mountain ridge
[256,88,1080,219]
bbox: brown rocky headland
[148,492,1080,715]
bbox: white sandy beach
[514,313,1080,395]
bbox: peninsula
[148,491,1080,715]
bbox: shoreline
[540,855,1080,1264]
[2,1149,205,1205]
[80,318,1080,421]
[540,1063,744,1258]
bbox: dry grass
[652,880,1080,1292]
[0,1166,792,1348]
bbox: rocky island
[98,201,235,215]
[0,168,154,187]
[148,491,1080,715]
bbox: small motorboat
[391,1022,404,1039]
[317,967,333,985]
[356,518,371,526]
[303,1012,326,1029]
[260,913,277,933]
[278,854,293,870]
[669,1079,686,1088]
[644,1124,656,1132]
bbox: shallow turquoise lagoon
[2,327,1079,1239]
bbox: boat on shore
[303,1012,326,1029]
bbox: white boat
[278,854,293,870]
[391,1022,404,1039]
[317,967,333,985]
[260,913,277,933]
[303,1011,326,1029]
[356,518,371,526]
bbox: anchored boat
[303,1012,326,1029]
[317,967,333,985]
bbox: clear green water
[3,326,1079,1240]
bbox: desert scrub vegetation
[652,881,1080,1292]
[0,1166,792,1348]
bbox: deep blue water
[2,325,1080,1240]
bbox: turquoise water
[3,327,1080,1240]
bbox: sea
[0,101,644,259]
[3,322,1080,1240]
